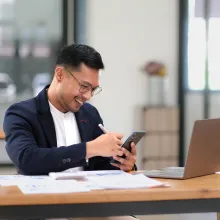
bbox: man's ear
[55,66,64,82]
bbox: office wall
[86,0,178,168]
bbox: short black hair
[56,44,104,70]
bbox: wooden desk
[0,130,4,139]
[0,174,220,219]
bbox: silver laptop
[140,118,220,179]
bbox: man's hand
[111,142,136,171]
[86,133,124,158]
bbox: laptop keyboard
[162,167,185,173]
[142,167,185,178]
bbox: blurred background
[0,0,219,219]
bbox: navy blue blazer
[3,85,121,175]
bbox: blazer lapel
[39,113,57,147]
[75,109,91,142]
[36,85,57,147]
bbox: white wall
[86,0,178,168]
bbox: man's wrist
[86,141,97,159]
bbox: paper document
[49,170,125,180]
[17,179,90,194]
[87,173,169,189]
[0,175,51,186]
[79,181,105,191]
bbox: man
[4,43,137,174]
[3,44,137,219]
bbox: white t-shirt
[48,101,82,171]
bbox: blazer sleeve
[4,113,87,175]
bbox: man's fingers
[116,139,123,146]
[116,133,123,139]
[111,143,136,172]
[115,149,124,157]
[111,162,121,169]
[122,148,136,164]
[111,162,127,171]
[111,132,123,140]
[131,142,137,156]
[113,156,126,164]
[111,162,132,172]
[113,155,134,167]
[122,147,132,158]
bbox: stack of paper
[86,173,169,189]
[0,171,168,194]
[49,170,125,180]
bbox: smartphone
[110,131,146,164]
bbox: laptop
[140,118,220,179]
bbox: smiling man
[3,44,137,176]
[3,44,138,220]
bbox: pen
[98,124,108,134]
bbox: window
[187,0,220,90]
[0,0,64,127]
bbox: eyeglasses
[65,68,102,96]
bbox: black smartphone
[110,131,146,164]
